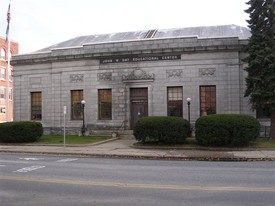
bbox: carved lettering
[100,55,181,64]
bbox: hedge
[0,121,43,143]
[134,116,190,143]
[195,114,260,146]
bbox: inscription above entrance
[100,54,181,64]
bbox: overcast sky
[0,0,249,54]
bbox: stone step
[88,130,114,136]
[85,130,134,139]
[118,130,133,135]
[118,130,134,139]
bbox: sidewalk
[1,138,275,161]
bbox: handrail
[118,120,127,131]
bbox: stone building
[11,25,259,135]
[0,37,19,122]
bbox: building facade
[11,25,258,135]
[0,37,19,122]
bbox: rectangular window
[8,69,12,82]
[167,87,183,117]
[200,86,216,116]
[0,87,5,99]
[1,48,6,60]
[71,90,83,120]
[9,88,12,100]
[0,106,6,113]
[0,67,5,80]
[98,89,112,120]
[31,92,42,120]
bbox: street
[1,153,275,206]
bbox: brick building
[0,37,19,122]
[11,25,269,135]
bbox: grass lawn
[35,135,275,148]
[250,138,275,148]
[35,135,109,145]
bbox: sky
[0,0,250,54]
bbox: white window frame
[8,68,12,82]
[0,48,6,60]
[0,67,5,80]
[9,88,12,101]
[0,87,5,99]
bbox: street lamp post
[186,97,191,123]
[81,100,86,136]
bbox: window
[0,106,5,113]
[71,90,83,120]
[200,86,216,115]
[9,88,12,100]
[0,67,5,80]
[98,89,112,120]
[31,92,42,120]
[256,103,271,118]
[0,87,5,99]
[0,48,6,60]
[167,87,183,117]
[8,68,12,82]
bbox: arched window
[0,48,6,59]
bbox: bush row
[195,114,260,146]
[0,121,43,143]
[134,116,190,143]
[133,114,260,147]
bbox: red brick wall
[0,37,19,122]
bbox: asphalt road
[1,153,275,206]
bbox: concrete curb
[1,149,274,162]
[1,138,275,162]
[132,143,275,151]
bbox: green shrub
[195,114,260,146]
[0,121,43,143]
[134,116,190,143]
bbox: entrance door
[130,88,148,129]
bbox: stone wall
[12,36,255,135]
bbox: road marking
[0,160,28,164]
[0,165,6,167]
[14,166,45,173]
[57,158,78,163]
[19,158,44,161]
[1,176,275,193]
